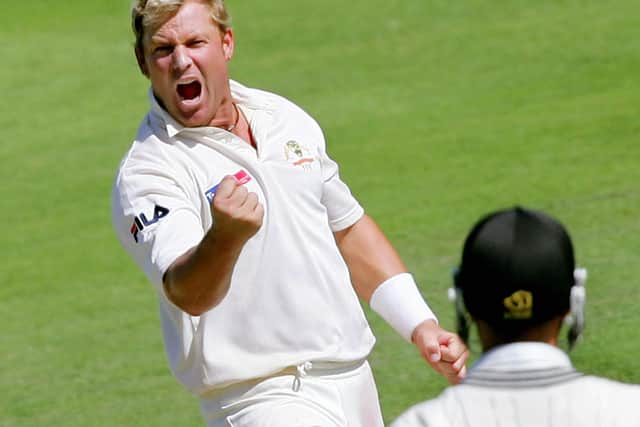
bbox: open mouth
[177,81,202,100]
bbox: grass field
[2,0,639,425]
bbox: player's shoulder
[236,81,304,112]
[572,375,640,424]
[112,119,175,205]
[236,81,324,133]
[118,116,173,173]
[575,374,640,395]
[390,393,454,427]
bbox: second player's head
[452,206,586,351]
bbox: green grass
[2,0,638,425]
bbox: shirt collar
[461,342,582,388]
[148,79,272,139]
[148,91,184,138]
[471,342,574,373]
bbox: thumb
[424,338,442,363]
[413,320,443,364]
[428,347,441,363]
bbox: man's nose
[171,46,192,73]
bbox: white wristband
[369,273,437,342]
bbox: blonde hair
[131,0,231,55]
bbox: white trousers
[199,359,384,427]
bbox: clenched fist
[210,175,264,245]
[412,319,469,384]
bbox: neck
[225,103,239,132]
[476,317,564,352]
[204,99,238,131]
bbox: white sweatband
[369,273,437,342]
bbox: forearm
[163,229,245,316]
[163,175,263,316]
[335,215,437,341]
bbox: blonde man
[112,1,468,425]
[391,207,640,427]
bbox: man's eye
[154,46,172,55]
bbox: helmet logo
[503,290,533,319]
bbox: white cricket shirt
[391,342,640,427]
[111,80,376,394]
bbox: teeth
[178,79,197,85]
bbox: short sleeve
[111,162,204,290]
[319,146,364,232]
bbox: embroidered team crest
[284,140,314,169]
[503,290,533,319]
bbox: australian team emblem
[284,140,315,169]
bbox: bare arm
[333,214,407,302]
[335,214,468,383]
[163,176,263,316]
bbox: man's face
[140,0,234,127]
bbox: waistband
[200,358,368,401]
[281,358,366,377]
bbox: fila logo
[130,205,170,243]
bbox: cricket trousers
[199,359,385,427]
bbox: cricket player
[111,1,468,426]
[391,206,640,427]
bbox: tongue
[178,82,201,100]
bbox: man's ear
[221,28,235,61]
[135,45,150,78]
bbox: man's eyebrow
[149,30,207,45]
[149,33,170,43]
